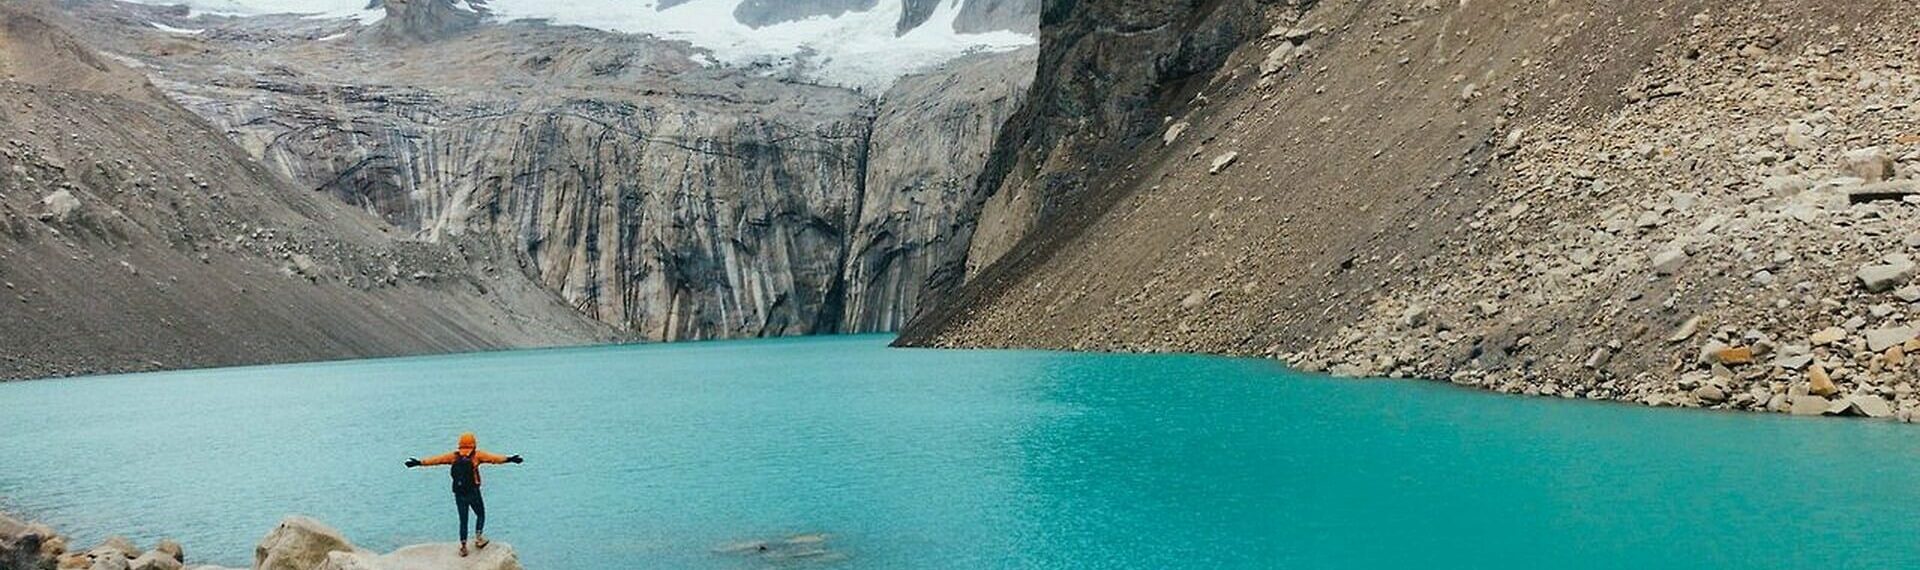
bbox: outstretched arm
[410,452,458,468]
[473,450,523,464]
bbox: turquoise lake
[4,335,1920,568]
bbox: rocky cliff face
[958,0,1282,280]
[363,0,487,44]
[60,0,1034,341]
[900,0,1038,34]
[165,30,875,341]
[842,48,1037,332]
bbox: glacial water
[3,335,1920,568]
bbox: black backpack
[450,452,478,491]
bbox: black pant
[454,489,486,542]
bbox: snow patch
[148,21,206,34]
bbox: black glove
[404,458,422,468]
[506,455,524,464]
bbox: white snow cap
[133,0,1035,91]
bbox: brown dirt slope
[0,4,616,380]
[903,1,1918,415]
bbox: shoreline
[0,512,520,570]
[10,332,1911,423]
[899,337,1920,423]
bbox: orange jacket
[419,432,511,488]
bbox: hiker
[405,432,524,557]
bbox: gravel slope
[902,0,1919,418]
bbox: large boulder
[318,543,521,570]
[38,189,84,223]
[128,551,182,570]
[91,537,140,560]
[0,514,58,570]
[255,517,358,570]
[152,540,182,564]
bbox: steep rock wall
[68,1,1035,340]
[842,47,1037,332]
[173,78,873,341]
[959,0,1284,279]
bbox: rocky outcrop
[362,0,488,44]
[900,0,1039,34]
[320,543,521,570]
[841,47,1037,332]
[0,514,61,570]
[256,517,356,570]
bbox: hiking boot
[459,542,469,557]
[475,536,490,550]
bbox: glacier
[128,0,1034,91]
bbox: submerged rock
[716,533,845,565]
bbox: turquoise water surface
[3,335,1919,568]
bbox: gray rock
[256,517,356,570]
[319,543,521,570]
[130,551,183,570]
[1693,384,1727,403]
[1857,258,1917,292]
[39,189,82,222]
[1162,122,1188,147]
[1790,395,1831,416]
[1259,43,1297,77]
[1583,347,1613,369]
[86,552,132,570]
[1209,151,1240,174]
[1842,147,1895,182]
[1894,286,1920,303]
[93,537,140,559]
[1667,315,1702,342]
[1772,353,1814,370]
[1652,247,1688,275]
[1401,304,1431,328]
[1848,395,1896,419]
[1179,289,1219,309]
[1864,327,1915,353]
